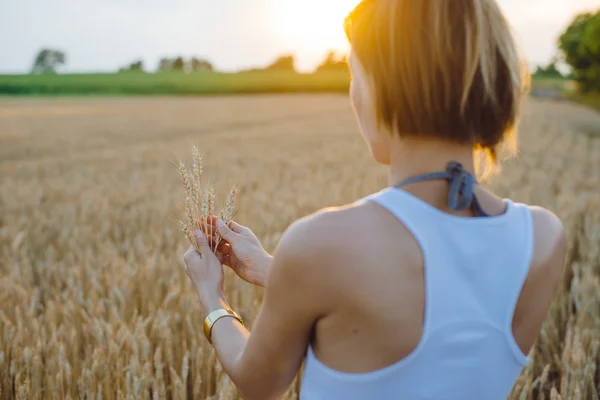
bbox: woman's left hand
[183,229,227,314]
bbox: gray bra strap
[394,162,490,217]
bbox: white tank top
[300,186,533,400]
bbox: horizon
[1,0,599,75]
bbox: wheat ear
[176,161,194,201]
[177,161,201,252]
[207,187,216,252]
[191,145,203,203]
[215,186,238,250]
[175,149,238,255]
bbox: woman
[183,0,567,399]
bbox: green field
[0,70,573,96]
[0,70,351,96]
[2,71,598,113]
[531,78,600,112]
[530,76,577,94]
[571,92,600,112]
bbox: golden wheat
[0,95,599,399]
[176,145,238,254]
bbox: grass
[530,76,577,96]
[0,70,583,98]
[0,95,599,399]
[571,92,600,112]
[0,70,351,96]
[529,75,600,113]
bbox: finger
[216,219,240,242]
[194,229,210,255]
[207,217,248,236]
[199,219,217,234]
[206,234,219,246]
[200,215,220,229]
[228,221,249,235]
[200,218,224,244]
[204,236,217,253]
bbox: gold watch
[203,308,243,344]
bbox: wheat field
[0,95,599,399]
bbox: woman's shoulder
[275,201,408,271]
[510,204,567,353]
[268,202,403,306]
[286,201,389,245]
[504,203,568,325]
[527,205,567,278]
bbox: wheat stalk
[176,160,194,201]
[191,145,203,204]
[206,186,216,251]
[215,186,238,250]
[176,149,238,256]
[2,95,599,400]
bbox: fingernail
[195,230,204,239]
[217,219,225,228]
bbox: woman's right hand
[205,217,272,288]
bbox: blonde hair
[344,0,530,179]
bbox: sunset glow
[272,0,360,53]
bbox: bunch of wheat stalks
[175,145,238,254]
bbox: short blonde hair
[345,0,530,179]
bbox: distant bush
[119,60,145,73]
[533,61,564,80]
[559,10,600,92]
[264,54,296,72]
[157,57,214,73]
[315,51,348,73]
[31,49,66,74]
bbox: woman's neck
[388,137,475,187]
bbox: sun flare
[273,0,360,53]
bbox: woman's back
[180,1,568,399]
[299,182,565,400]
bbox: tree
[131,61,144,71]
[158,58,174,72]
[173,57,185,71]
[31,49,66,74]
[315,51,348,72]
[265,54,296,72]
[533,59,564,79]
[558,10,600,92]
[190,57,213,72]
[118,60,144,73]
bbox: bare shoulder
[510,206,568,353]
[277,202,380,258]
[263,202,385,314]
[273,201,394,276]
[517,205,568,316]
[528,206,568,279]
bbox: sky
[1,0,598,74]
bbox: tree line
[28,9,599,93]
[119,57,214,73]
[29,49,348,75]
[119,51,348,74]
[236,51,347,73]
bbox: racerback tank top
[299,162,533,400]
